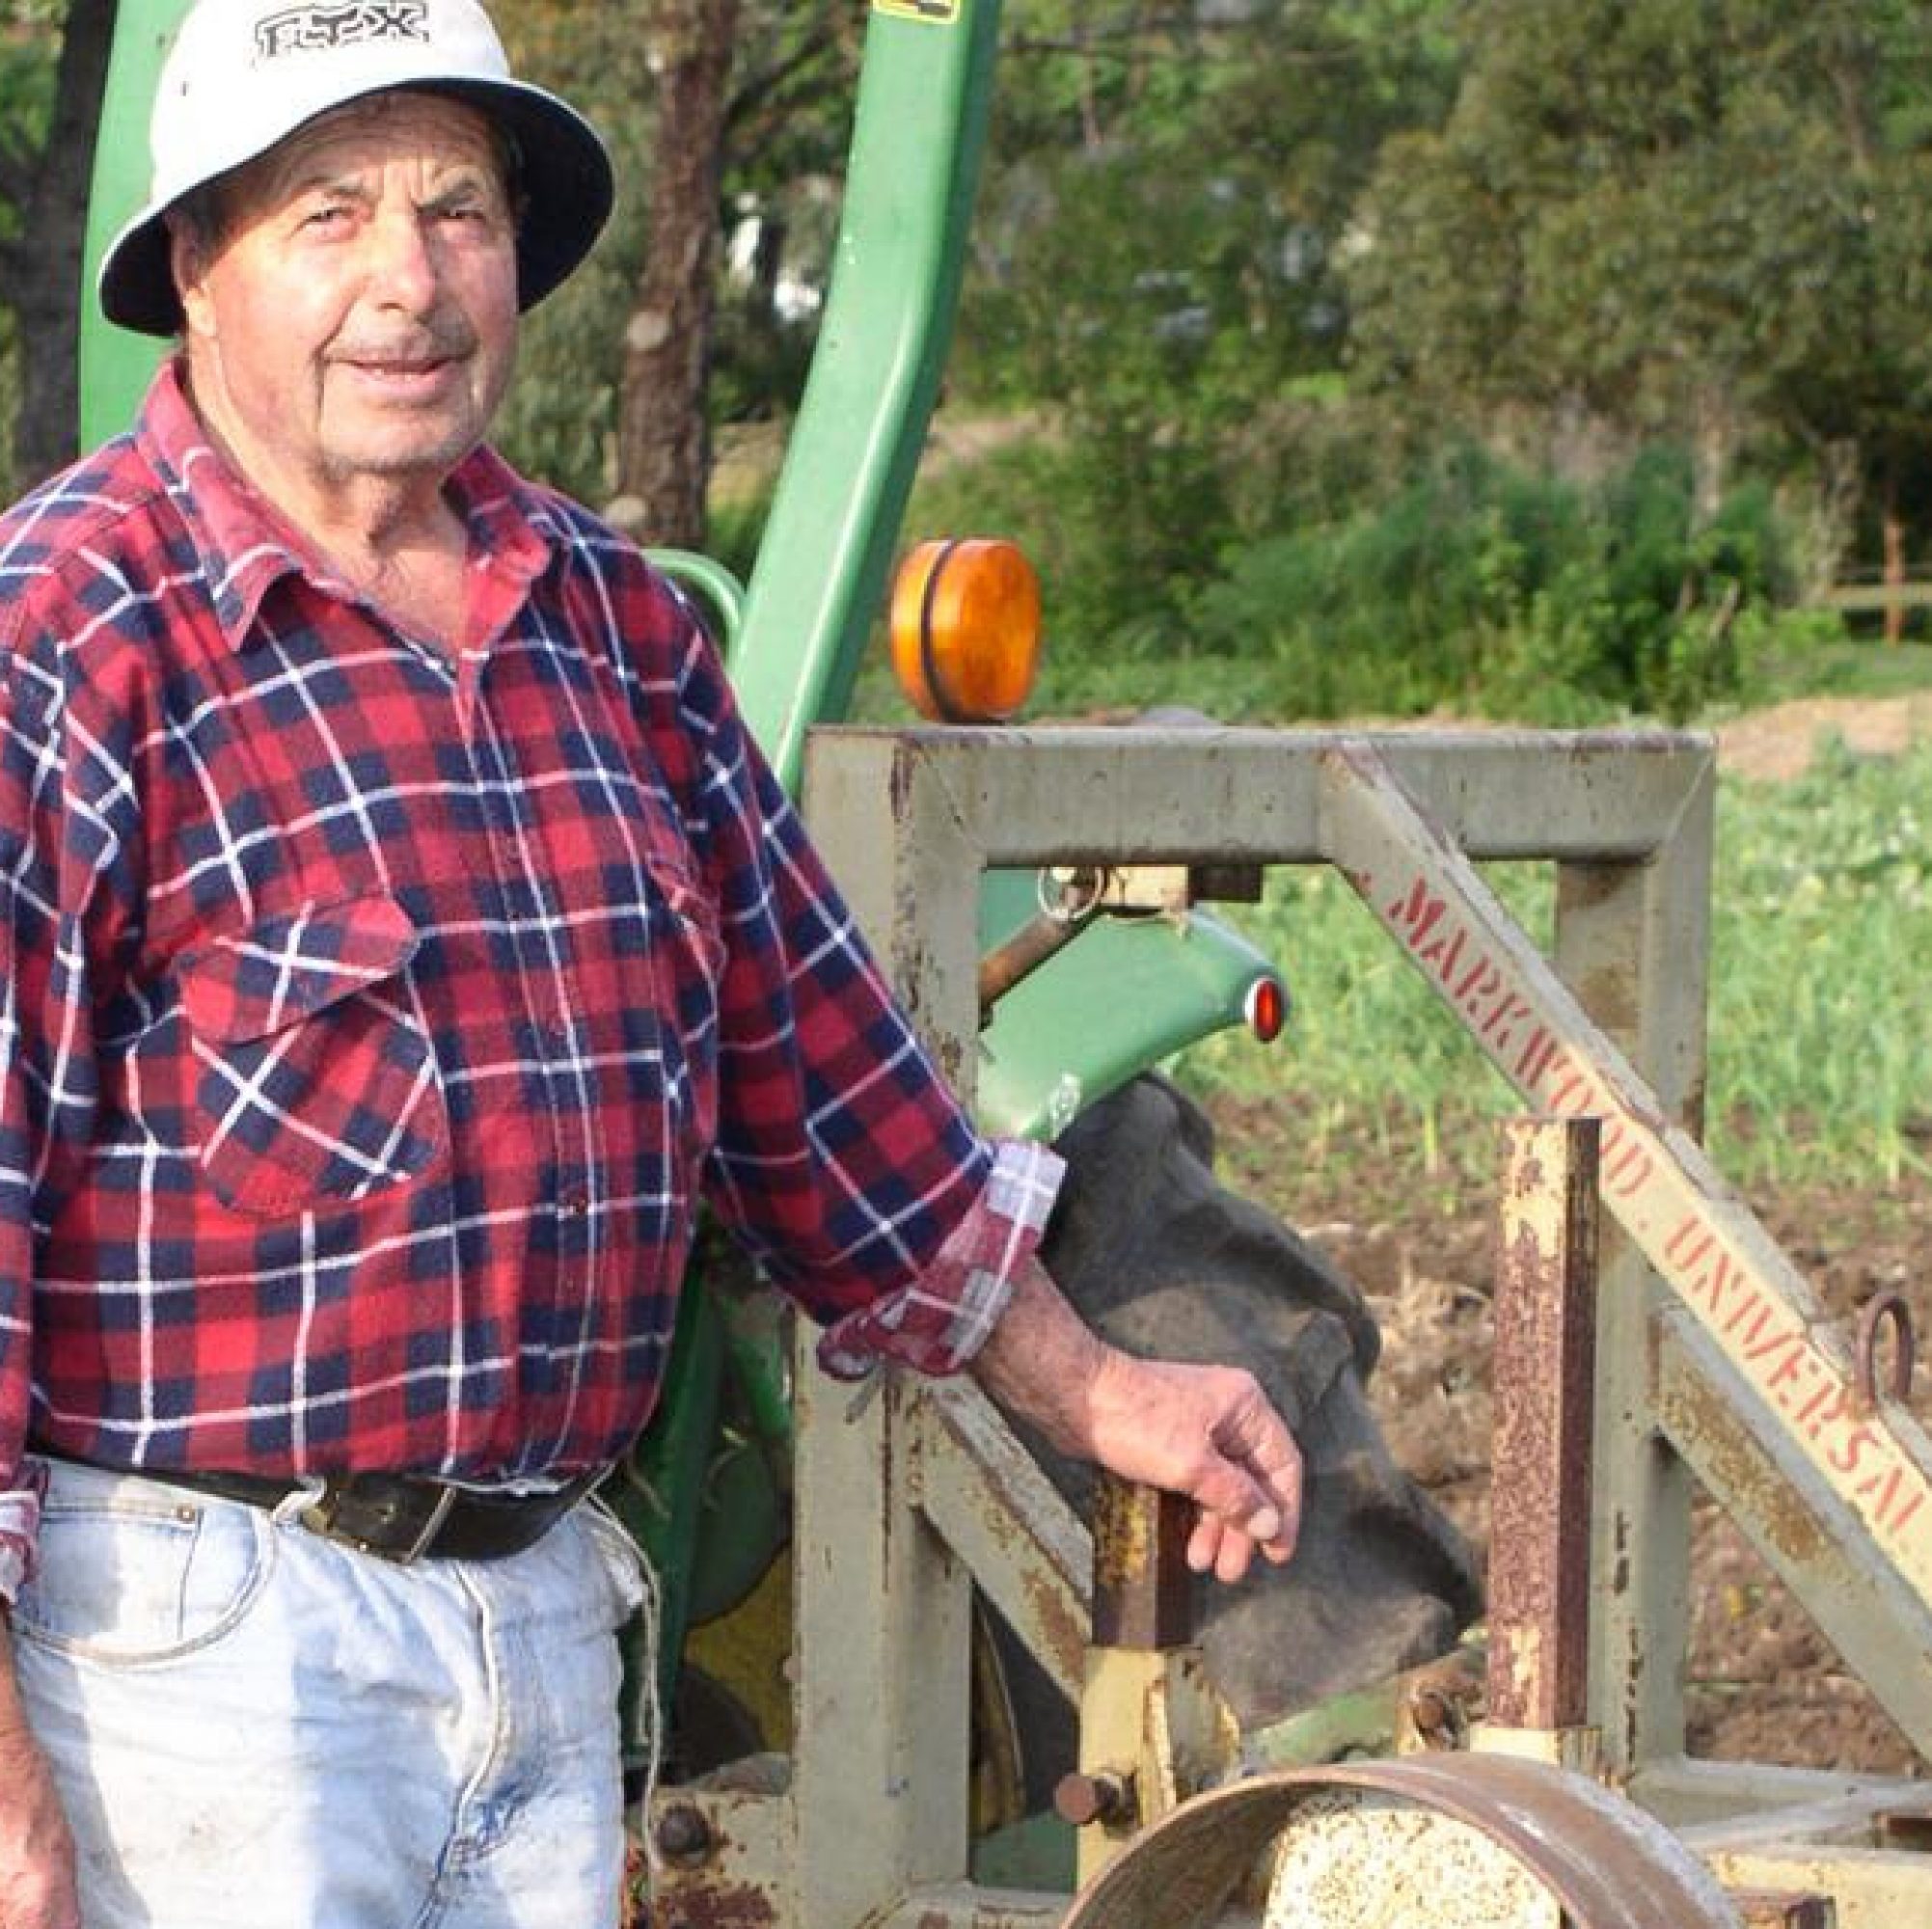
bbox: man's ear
[166,215,215,339]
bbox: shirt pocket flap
[180,896,422,1046]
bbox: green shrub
[1181,442,1795,722]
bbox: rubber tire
[1035,1072,1483,1728]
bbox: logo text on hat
[257,2,432,60]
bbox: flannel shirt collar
[133,358,557,658]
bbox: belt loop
[273,1476,326,1530]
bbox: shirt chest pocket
[177,895,449,1219]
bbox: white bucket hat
[98,0,614,337]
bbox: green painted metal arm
[729,1,1004,794]
[646,547,747,650]
[79,3,188,448]
[974,870,1287,1142]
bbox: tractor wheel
[1036,1072,1483,1732]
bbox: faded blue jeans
[12,1455,649,1928]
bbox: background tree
[1347,0,1932,600]
[8,0,1932,694]
[500,0,858,536]
[612,0,738,550]
[0,0,113,491]
[940,0,1457,646]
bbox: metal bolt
[652,1803,714,1864]
[1407,1685,1458,1746]
[1053,1769,1137,1830]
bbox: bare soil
[1205,693,1932,1781]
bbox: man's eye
[303,204,352,231]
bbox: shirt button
[564,1186,591,1218]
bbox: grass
[1716,634,1932,708]
[1175,736,1932,1191]
[1706,736,1932,1184]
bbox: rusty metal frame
[1487,1115,1602,1740]
[646,724,1932,1927]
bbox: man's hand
[970,1257,1302,1584]
[0,1619,80,1929]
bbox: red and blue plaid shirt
[0,364,1060,1598]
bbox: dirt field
[1206,693,1932,1780]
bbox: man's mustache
[331,325,477,367]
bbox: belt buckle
[299,1477,456,1564]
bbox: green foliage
[905,421,1835,725]
[926,2,1462,659]
[487,2,857,495]
[0,22,54,499]
[1347,0,1932,574]
[704,474,774,589]
[1709,736,1932,1183]
[1176,858,1553,1182]
[488,1,660,500]
[1184,740,1932,1190]
[0,20,55,253]
[1170,443,1792,723]
[1738,632,1932,706]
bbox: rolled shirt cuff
[0,1463,47,1607]
[816,1139,1064,1382]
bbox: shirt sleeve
[0,624,125,1602]
[645,581,1020,1334]
[0,663,63,1597]
[815,1137,1065,1380]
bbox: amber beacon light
[889,537,1044,723]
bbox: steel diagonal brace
[1317,743,1932,1625]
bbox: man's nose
[364,207,443,309]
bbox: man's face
[173,92,521,507]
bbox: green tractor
[79,0,1478,1902]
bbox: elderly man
[0,3,1301,1924]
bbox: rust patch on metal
[1733,1892,1836,1929]
[1660,1361,1829,1568]
[1609,1507,1632,1596]
[887,740,917,821]
[647,1878,780,1929]
[1091,1479,1192,1650]
[1020,1563,1087,1687]
[920,1389,1089,1684]
[1487,1117,1598,1732]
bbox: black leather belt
[54,1458,599,1564]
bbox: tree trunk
[5,0,118,487]
[1689,382,1728,530]
[1803,436,1862,601]
[1882,482,1907,648]
[614,0,740,550]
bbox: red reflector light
[1245,975,1288,1044]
